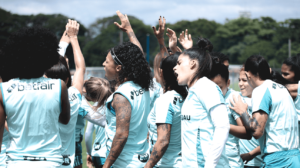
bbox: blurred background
[1,0,300,167]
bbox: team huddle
[0,10,299,168]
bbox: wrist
[125,28,133,33]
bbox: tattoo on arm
[104,94,131,167]
[145,123,171,168]
[127,31,143,52]
[240,111,266,136]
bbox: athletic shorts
[92,156,106,167]
[74,135,83,167]
[261,149,300,168]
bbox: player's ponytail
[182,37,214,85]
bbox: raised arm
[178,29,193,50]
[114,10,143,52]
[103,94,131,168]
[144,124,171,168]
[229,95,268,139]
[166,28,178,54]
[58,26,70,57]
[152,16,169,59]
[66,19,86,95]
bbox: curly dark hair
[111,41,152,91]
[0,27,60,81]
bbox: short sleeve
[196,84,225,112]
[252,86,272,115]
[155,96,174,125]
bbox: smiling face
[281,63,295,82]
[239,70,253,98]
[102,52,121,81]
[173,54,197,86]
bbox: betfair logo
[17,82,55,91]
[130,89,144,100]
[7,84,16,93]
[173,96,183,105]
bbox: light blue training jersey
[239,93,263,167]
[149,78,163,111]
[0,77,63,163]
[105,81,150,167]
[181,77,229,168]
[224,88,244,168]
[252,80,298,155]
[293,81,300,149]
[147,90,183,167]
[59,87,82,167]
[91,106,107,158]
[0,129,10,167]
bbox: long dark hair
[244,55,271,80]
[181,38,213,85]
[111,42,152,91]
[45,56,72,88]
[161,53,187,99]
[283,56,300,82]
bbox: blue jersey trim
[0,83,5,113]
[108,103,116,116]
[59,80,62,112]
[165,103,174,125]
[78,107,88,117]
[258,88,272,115]
[77,93,82,101]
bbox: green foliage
[1,7,300,68]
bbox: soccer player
[210,63,244,168]
[230,55,300,167]
[83,77,112,168]
[102,11,153,168]
[146,53,187,168]
[234,68,263,168]
[173,38,230,168]
[45,19,85,168]
[0,27,70,167]
[281,56,300,83]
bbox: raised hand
[152,16,168,58]
[166,28,178,54]
[152,16,166,40]
[178,29,193,50]
[176,46,182,53]
[66,19,80,38]
[114,10,132,32]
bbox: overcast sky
[1,0,300,27]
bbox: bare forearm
[70,37,85,71]
[103,132,128,167]
[157,39,169,59]
[250,146,261,157]
[126,29,143,52]
[145,139,169,168]
[229,124,252,140]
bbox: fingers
[167,28,175,35]
[188,34,192,40]
[76,23,80,30]
[162,17,166,29]
[114,22,121,28]
[185,29,188,38]
[158,16,162,29]
[152,26,157,34]
[176,46,182,52]
[116,10,123,19]
[166,33,171,38]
